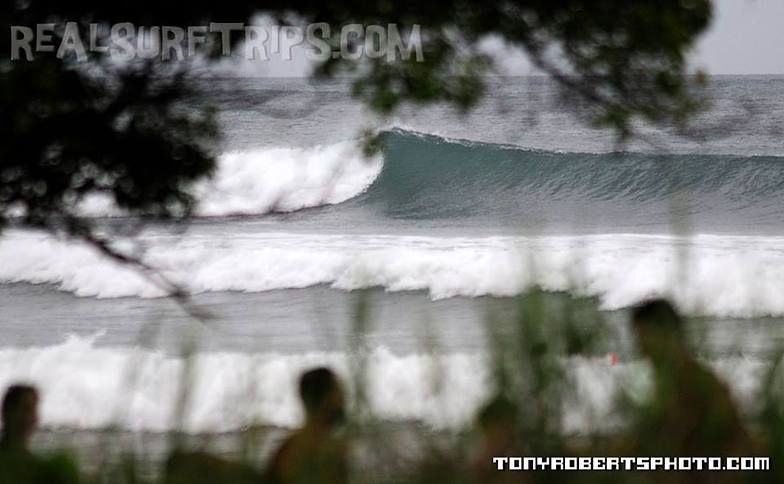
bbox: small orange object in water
[608,352,618,366]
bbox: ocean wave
[0,334,766,433]
[3,231,784,318]
[77,128,784,223]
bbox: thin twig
[61,214,214,323]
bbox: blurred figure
[0,384,38,453]
[266,367,348,484]
[0,384,78,484]
[469,395,523,484]
[0,384,41,484]
[631,299,750,456]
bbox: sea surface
[1,76,784,437]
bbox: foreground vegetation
[3,291,784,484]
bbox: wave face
[353,129,784,226]
[4,231,784,318]
[0,335,766,433]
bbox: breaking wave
[80,128,784,225]
[3,231,784,318]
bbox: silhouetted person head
[299,367,344,428]
[266,368,348,484]
[632,299,686,364]
[477,396,518,453]
[1,384,39,448]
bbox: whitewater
[3,230,784,318]
[5,126,784,317]
[0,333,768,433]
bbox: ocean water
[2,76,784,436]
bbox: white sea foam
[0,335,491,432]
[78,140,382,217]
[197,141,381,215]
[0,335,767,433]
[2,231,784,318]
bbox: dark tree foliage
[0,61,217,228]
[0,0,711,244]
